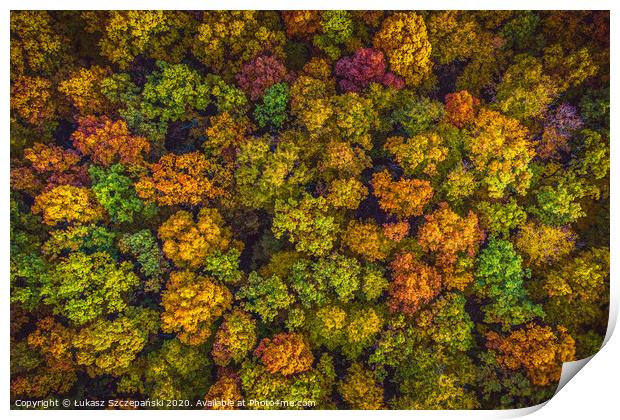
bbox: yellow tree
[514,222,576,268]
[32,185,103,226]
[373,12,432,86]
[466,109,535,198]
[338,363,384,409]
[161,271,232,345]
[158,208,237,270]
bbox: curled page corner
[497,401,549,418]
[555,356,594,395]
[499,357,596,418]
[552,285,617,397]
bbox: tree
[414,292,474,353]
[158,208,236,269]
[93,11,194,69]
[391,95,445,136]
[473,239,543,329]
[467,109,535,198]
[341,220,394,262]
[10,11,67,77]
[71,116,150,167]
[373,12,432,86]
[571,129,610,180]
[10,202,49,311]
[193,11,286,76]
[417,202,484,267]
[10,76,56,128]
[135,61,213,142]
[475,199,527,238]
[361,264,390,301]
[335,48,404,92]
[58,66,112,116]
[495,55,557,120]
[287,254,362,307]
[236,272,293,323]
[389,349,478,409]
[442,163,478,203]
[161,271,232,345]
[580,87,609,131]
[42,224,116,259]
[538,104,583,159]
[89,164,154,224]
[41,251,140,326]
[313,11,354,60]
[236,55,288,101]
[385,133,448,177]
[304,304,383,359]
[543,44,598,93]
[253,82,289,129]
[426,11,480,65]
[289,72,335,135]
[118,230,168,292]
[136,152,224,206]
[272,194,338,257]
[372,170,433,218]
[239,353,335,409]
[369,314,478,409]
[444,91,479,128]
[235,135,312,210]
[514,222,575,268]
[486,324,576,386]
[119,338,212,401]
[204,249,244,286]
[254,332,314,376]
[543,247,609,305]
[212,309,257,367]
[204,370,242,409]
[17,143,87,195]
[73,308,159,377]
[331,92,379,150]
[11,317,77,399]
[326,178,368,210]
[203,112,252,160]
[388,253,442,316]
[542,248,609,342]
[529,167,601,226]
[282,11,321,39]
[319,140,371,179]
[338,363,384,409]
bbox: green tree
[473,239,543,329]
[41,252,140,326]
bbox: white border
[2,1,617,419]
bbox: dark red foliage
[335,48,404,92]
[235,55,288,101]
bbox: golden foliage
[161,271,232,345]
[254,333,314,376]
[372,170,433,218]
[136,152,223,206]
[158,208,236,270]
[417,202,484,266]
[486,324,576,386]
[373,12,432,86]
[32,185,103,226]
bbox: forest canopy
[10,10,609,410]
